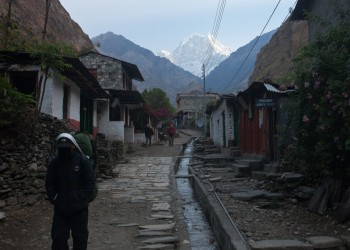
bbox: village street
[87,129,203,250]
[0,129,203,250]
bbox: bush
[287,12,350,179]
[0,76,37,135]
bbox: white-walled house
[0,51,109,136]
[79,51,144,145]
[209,94,239,148]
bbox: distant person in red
[167,124,176,146]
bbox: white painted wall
[211,106,222,146]
[93,101,98,128]
[41,74,65,119]
[124,127,134,143]
[69,85,80,122]
[41,74,80,122]
[41,77,55,117]
[210,99,235,148]
[98,100,125,140]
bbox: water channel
[176,141,220,250]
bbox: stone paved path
[88,130,201,249]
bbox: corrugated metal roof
[264,83,294,93]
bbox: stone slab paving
[89,156,187,249]
[250,239,313,249]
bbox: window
[10,71,37,99]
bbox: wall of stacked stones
[79,53,124,90]
[0,114,122,210]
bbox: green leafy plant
[0,76,37,133]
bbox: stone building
[79,51,144,146]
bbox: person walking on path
[45,133,95,250]
[167,123,176,146]
[144,124,154,147]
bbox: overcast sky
[60,0,297,54]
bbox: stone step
[263,163,281,173]
[235,158,262,171]
[232,163,251,177]
[231,148,242,157]
[306,236,343,249]
[251,171,268,181]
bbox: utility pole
[202,64,207,137]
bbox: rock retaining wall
[0,114,123,210]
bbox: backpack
[72,132,98,202]
[72,132,96,169]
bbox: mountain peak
[158,33,233,76]
[207,34,233,56]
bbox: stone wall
[0,114,123,210]
[79,52,124,90]
[0,114,73,210]
[95,135,124,178]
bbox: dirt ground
[217,182,350,244]
[1,131,350,249]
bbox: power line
[221,0,283,93]
[228,0,297,94]
[203,0,227,68]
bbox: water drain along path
[176,144,220,250]
[179,141,250,250]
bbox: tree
[141,88,175,122]
[0,1,76,113]
[42,0,51,41]
[28,41,76,112]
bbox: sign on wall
[255,98,276,108]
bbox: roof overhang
[107,89,145,105]
[0,51,109,99]
[121,61,144,82]
[238,82,294,98]
[61,57,109,99]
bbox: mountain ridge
[92,30,277,103]
[206,29,277,93]
[92,32,202,105]
[0,0,94,52]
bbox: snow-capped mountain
[91,32,201,106]
[157,50,174,63]
[157,34,233,76]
